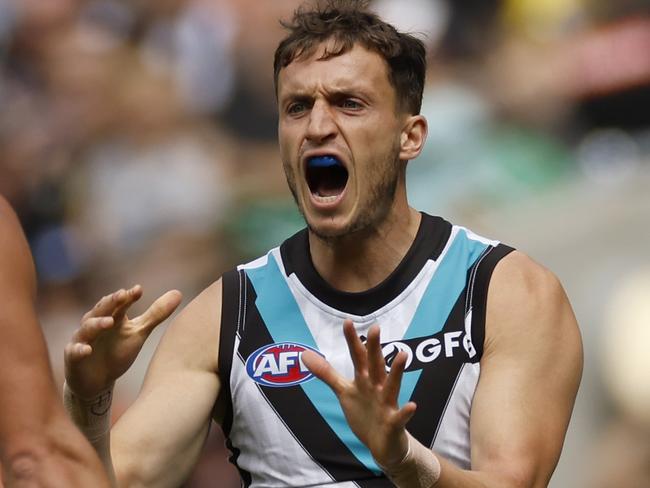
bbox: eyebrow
[280,93,313,109]
[281,87,371,105]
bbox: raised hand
[301,319,416,470]
[64,285,182,399]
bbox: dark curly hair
[273,0,426,115]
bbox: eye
[287,102,307,115]
[340,99,362,110]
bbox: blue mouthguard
[308,155,340,168]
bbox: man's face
[277,43,407,239]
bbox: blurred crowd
[0,0,648,486]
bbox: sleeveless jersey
[218,213,514,487]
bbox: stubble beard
[283,147,401,245]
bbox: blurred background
[1,0,648,486]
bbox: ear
[399,115,428,161]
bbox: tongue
[315,173,343,197]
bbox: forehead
[277,43,393,99]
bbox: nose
[305,100,337,144]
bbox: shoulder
[0,196,35,296]
[0,195,26,250]
[146,278,223,377]
[483,251,582,362]
[167,278,223,338]
[178,278,223,320]
[0,193,15,217]
[489,251,563,313]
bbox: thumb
[302,350,345,395]
[136,290,183,334]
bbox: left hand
[65,285,182,400]
[301,319,417,469]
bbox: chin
[305,215,353,241]
[306,220,345,239]
[307,211,381,243]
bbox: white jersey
[218,213,514,487]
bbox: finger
[112,285,144,323]
[64,341,93,363]
[383,350,408,404]
[393,401,417,429]
[81,290,124,322]
[134,289,182,334]
[342,319,368,376]
[366,324,387,385]
[73,316,114,344]
[301,350,346,395]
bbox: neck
[308,204,421,293]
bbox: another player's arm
[64,280,224,488]
[0,196,110,487]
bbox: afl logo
[245,342,322,387]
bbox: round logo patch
[245,342,322,387]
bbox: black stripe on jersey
[406,287,467,449]
[469,244,515,361]
[280,213,452,316]
[217,269,239,433]
[218,269,252,486]
[223,437,251,488]
[236,275,392,486]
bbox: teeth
[313,194,339,203]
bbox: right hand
[65,285,182,399]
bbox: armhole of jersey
[469,244,515,361]
[215,268,243,436]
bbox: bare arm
[0,196,110,487]
[458,251,583,487]
[64,279,223,488]
[112,281,223,487]
[303,251,583,487]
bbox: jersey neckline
[279,212,452,315]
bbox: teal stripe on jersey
[397,229,489,407]
[245,254,382,474]
[245,256,317,348]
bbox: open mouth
[306,155,349,202]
